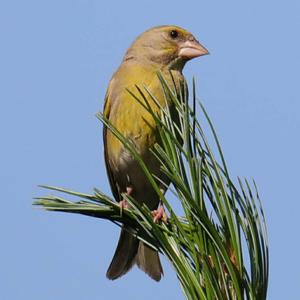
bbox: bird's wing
[103,77,121,202]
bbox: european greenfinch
[103,25,208,281]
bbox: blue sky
[1,0,300,299]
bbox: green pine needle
[34,73,269,300]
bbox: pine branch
[34,74,269,300]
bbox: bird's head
[124,25,208,71]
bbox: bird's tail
[106,227,163,281]
[136,240,163,281]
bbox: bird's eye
[170,30,179,39]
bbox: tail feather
[106,227,139,280]
[106,227,163,281]
[136,242,163,281]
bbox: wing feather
[103,78,121,202]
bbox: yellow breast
[105,61,183,165]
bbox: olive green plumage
[103,25,208,281]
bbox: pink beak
[178,39,209,59]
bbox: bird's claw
[152,205,168,224]
[119,186,133,210]
[119,199,129,209]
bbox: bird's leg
[119,186,133,209]
[152,204,168,223]
[152,188,168,224]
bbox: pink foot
[119,199,129,209]
[152,205,168,224]
[119,186,133,209]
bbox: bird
[103,25,208,281]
